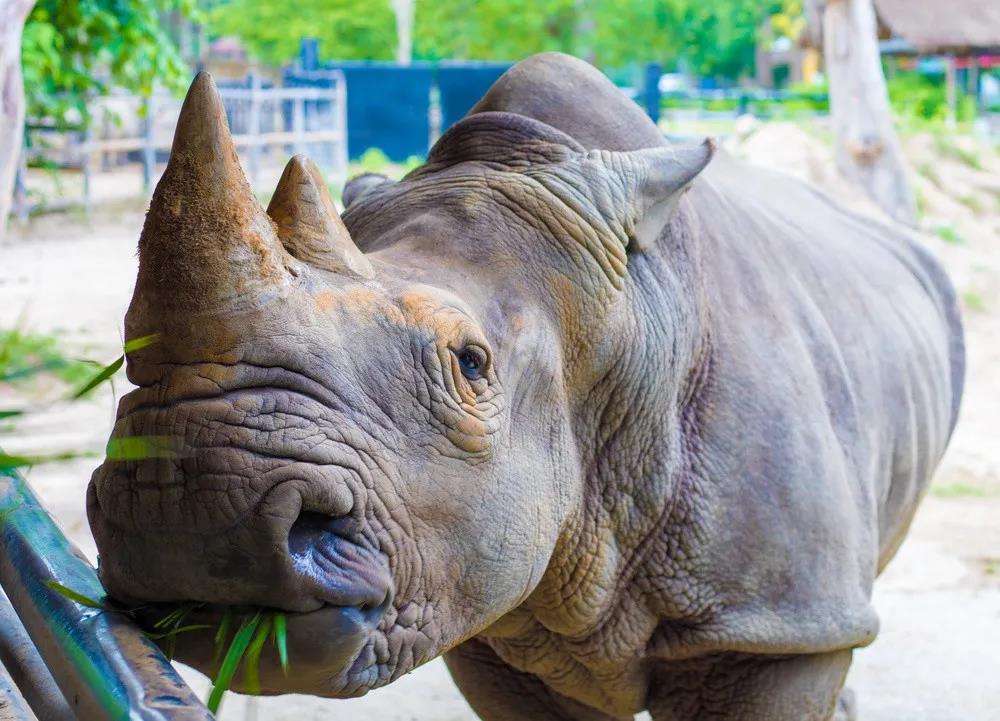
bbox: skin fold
[87,53,963,720]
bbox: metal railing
[0,462,212,720]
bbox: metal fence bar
[0,658,36,721]
[0,464,212,720]
[0,590,72,721]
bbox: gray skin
[87,53,963,720]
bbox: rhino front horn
[267,155,374,279]
[134,72,289,311]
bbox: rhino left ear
[600,138,715,252]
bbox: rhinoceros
[88,53,964,720]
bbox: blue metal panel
[293,62,434,162]
[437,63,512,132]
[643,63,662,124]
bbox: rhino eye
[455,346,487,382]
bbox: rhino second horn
[136,71,289,310]
[267,155,375,280]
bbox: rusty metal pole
[0,464,214,721]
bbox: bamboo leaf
[123,334,159,353]
[71,355,124,399]
[44,580,105,609]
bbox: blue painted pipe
[0,463,213,720]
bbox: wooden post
[944,54,957,128]
[292,96,305,157]
[822,0,918,227]
[81,126,92,214]
[968,56,980,112]
[0,0,36,241]
[247,71,261,189]
[142,95,155,193]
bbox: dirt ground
[1,124,998,720]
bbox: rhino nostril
[287,511,392,613]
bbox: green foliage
[209,0,396,66]
[207,0,785,81]
[21,0,199,128]
[933,224,964,246]
[1,329,156,470]
[932,133,984,171]
[961,290,986,313]
[671,0,782,81]
[887,71,977,125]
[0,329,96,387]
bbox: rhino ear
[598,139,715,252]
[342,173,394,209]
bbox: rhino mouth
[138,597,393,697]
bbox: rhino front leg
[648,651,853,721]
[444,639,625,721]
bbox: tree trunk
[823,0,917,227]
[391,0,413,66]
[0,0,34,241]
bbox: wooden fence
[11,72,347,218]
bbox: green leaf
[44,580,105,609]
[123,334,159,354]
[104,436,175,462]
[207,611,262,715]
[273,612,289,676]
[71,354,123,399]
[243,615,273,695]
[0,410,24,420]
[0,450,92,471]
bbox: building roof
[873,0,1000,53]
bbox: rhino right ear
[595,139,715,253]
[342,173,394,208]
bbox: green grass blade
[71,355,123,399]
[0,410,24,420]
[44,580,105,609]
[243,616,273,695]
[144,624,214,640]
[212,607,234,669]
[207,611,262,715]
[273,612,288,676]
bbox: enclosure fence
[12,72,347,219]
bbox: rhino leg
[647,651,853,721]
[444,639,625,721]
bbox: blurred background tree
[208,0,396,66]
[207,0,788,82]
[21,0,200,127]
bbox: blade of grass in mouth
[207,611,262,714]
[273,612,289,676]
[243,615,273,695]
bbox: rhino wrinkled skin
[88,53,964,720]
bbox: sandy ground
[1,126,999,720]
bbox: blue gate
[437,62,512,132]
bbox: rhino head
[87,71,713,697]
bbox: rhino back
[676,150,963,641]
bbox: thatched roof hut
[873,0,1000,54]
